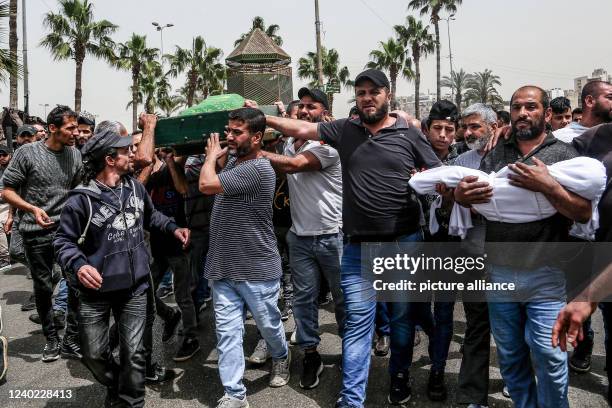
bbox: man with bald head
[455,85,592,407]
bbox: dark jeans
[601,303,612,404]
[432,301,455,372]
[23,231,78,341]
[79,292,147,408]
[190,229,210,306]
[457,301,490,406]
[388,301,434,375]
[150,253,196,337]
[375,302,390,337]
[276,226,293,306]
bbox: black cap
[297,87,330,110]
[428,100,459,122]
[0,144,10,154]
[81,128,133,159]
[16,125,37,137]
[354,69,390,89]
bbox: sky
[1,0,611,127]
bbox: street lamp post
[39,103,50,119]
[152,22,174,64]
[443,14,456,100]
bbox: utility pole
[444,14,456,100]
[314,0,324,88]
[22,0,29,115]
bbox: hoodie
[53,176,178,297]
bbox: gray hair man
[454,103,498,169]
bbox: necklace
[95,179,124,210]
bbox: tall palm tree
[234,16,283,46]
[464,69,504,108]
[297,47,350,115]
[366,38,413,110]
[441,68,471,111]
[408,0,462,102]
[115,34,158,131]
[40,0,117,111]
[395,16,434,118]
[8,0,16,107]
[0,0,20,85]
[127,59,171,114]
[158,94,186,117]
[166,36,225,107]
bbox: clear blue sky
[1,0,611,125]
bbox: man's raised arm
[243,100,319,141]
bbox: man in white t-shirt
[554,80,612,143]
[260,88,344,391]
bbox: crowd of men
[0,68,611,408]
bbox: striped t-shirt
[204,155,282,281]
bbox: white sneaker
[269,349,291,387]
[290,330,297,345]
[216,394,249,408]
[247,339,270,365]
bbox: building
[574,68,612,107]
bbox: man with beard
[554,80,612,143]
[200,108,290,408]
[549,97,572,132]
[77,113,95,150]
[262,69,441,408]
[1,105,82,362]
[455,86,592,408]
[256,87,344,390]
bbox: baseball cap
[0,145,10,154]
[428,100,459,122]
[354,69,390,89]
[16,125,37,137]
[297,87,330,110]
[81,128,133,159]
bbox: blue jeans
[338,231,422,408]
[375,302,390,337]
[212,279,288,399]
[431,301,455,372]
[287,230,345,349]
[487,265,568,408]
[53,278,68,312]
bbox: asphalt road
[0,265,608,407]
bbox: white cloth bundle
[409,157,607,239]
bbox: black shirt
[318,116,440,237]
[480,132,579,267]
[573,123,612,242]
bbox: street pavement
[0,264,609,407]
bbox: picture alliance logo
[371,253,488,275]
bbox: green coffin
[154,94,280,156]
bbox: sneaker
[197,302,208,313]
[245,310,253,320]
[269,349,291,387]
[280,305,293,322]
[467,405,488,408]
[145,362,177,384]
[388,372,411,405]
[374,335,390,357]
[0,336,7,383]
[60,336,82,359]
[427,369,447,401]
[300,350,323,389]
[248,339,270,365]
[157,285,174,299]
[318,292,332,306]
[174,337,200,362]
[162,310,182,343]
[0,264,13,273]
[570,339,594,373]
[502,385,510,398]
[204,294,213,302]
[21,293,36,311]
[290,330,298,345]
[42,337,61,362]
[414,330,421,346]
[215,394,249,408]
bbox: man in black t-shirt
[261,69,440,408]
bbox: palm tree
[40,0,117,111]
[234,16,283,46]
[158,94,186,117]
[395,16,434,118]
[126,59,171,114]
[366,38,413,110]
[297,47,351,115]
[441,68,471,111]
[166,36,225,107]
[408,0,462,101]
[115,34,158,131]
[464,69,504,108]
[8,0,16,107]
[0,0,20,85]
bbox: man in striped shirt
[199,108,290,408]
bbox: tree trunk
[327,92,334,116]
[433,17,441,102]
[9,0,18,109]
[390,66,398,110]
[75,57,83,112]
[414,52,421,119]
[186,70,196,107]
[456,92,462,113]
[131,69,139,132]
